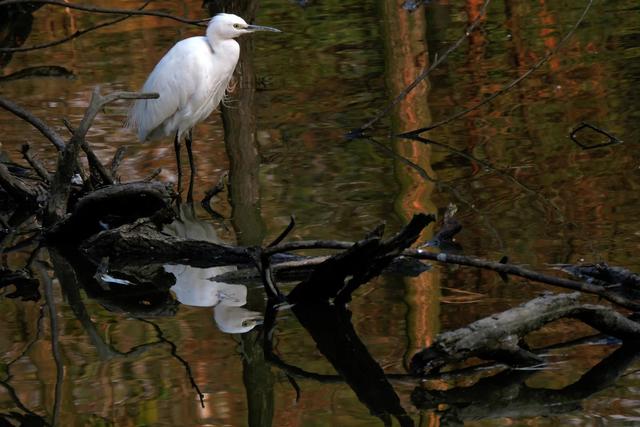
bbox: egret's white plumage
[127,13,279,196]
[163,205,262,334]
[214,304,263,334]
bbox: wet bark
[81,220,250,267]
[47,181,173,243]
[410,292,640,376]
[287,213,435,304]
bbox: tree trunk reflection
[206,2,272,426]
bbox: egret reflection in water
[163,205,262,333]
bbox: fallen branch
[110,146,126,178]
[407,250,640,311]
[287,213,434,304]
[210,254,429,284]
[81,220,250,267]
[409,292,640,376]
[0,96,65,151]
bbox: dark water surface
[1,0,640,425]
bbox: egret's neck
[206,32,240,61]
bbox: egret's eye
[233,24,241,29]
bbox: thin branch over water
[0,0,154,53]
[0,0,208,26]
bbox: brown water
[1,0,640,425]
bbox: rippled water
[1,0,640,425]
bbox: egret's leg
[174,131,183,196]
[186,129,195,203]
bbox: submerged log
[47,181,174,243]
[81,220,250,267]
[410,292,640,376]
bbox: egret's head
[208,13,280,40]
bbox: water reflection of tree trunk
[380,0,441,383]
[205,2,272,426]
[206,0,265,246]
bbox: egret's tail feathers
[126,99,152,142]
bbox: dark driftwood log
[410,292,640,375]
[81,221,250,267]
[82,214,433,286]
[48,181,173,243]
[0,162,41,206]
[287,213,434,304]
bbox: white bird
[127,13,280,199]
[163,204,262,334]
[214,304,263,334]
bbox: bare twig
[0,96,65,151]
[21,144,51,183]
[264,239,354,256]
[400,0,594,137]
[201,170,227,221]
[137,318,206,408]
[143,168,162,182]
[110,146,126,178]
[79,90,158,186]
[76,89,159,139]
[0,0,208,26]
[267,215,295,247]
[0,0,153,53]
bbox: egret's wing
[215,282,247,306]
[169,271,220,307]
[127,37,209,141]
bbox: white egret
[214,304,263,334]
[163,204,262,334]
[127,13,280,199]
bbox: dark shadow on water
[291,302,415,427]
[412,344,640,426]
